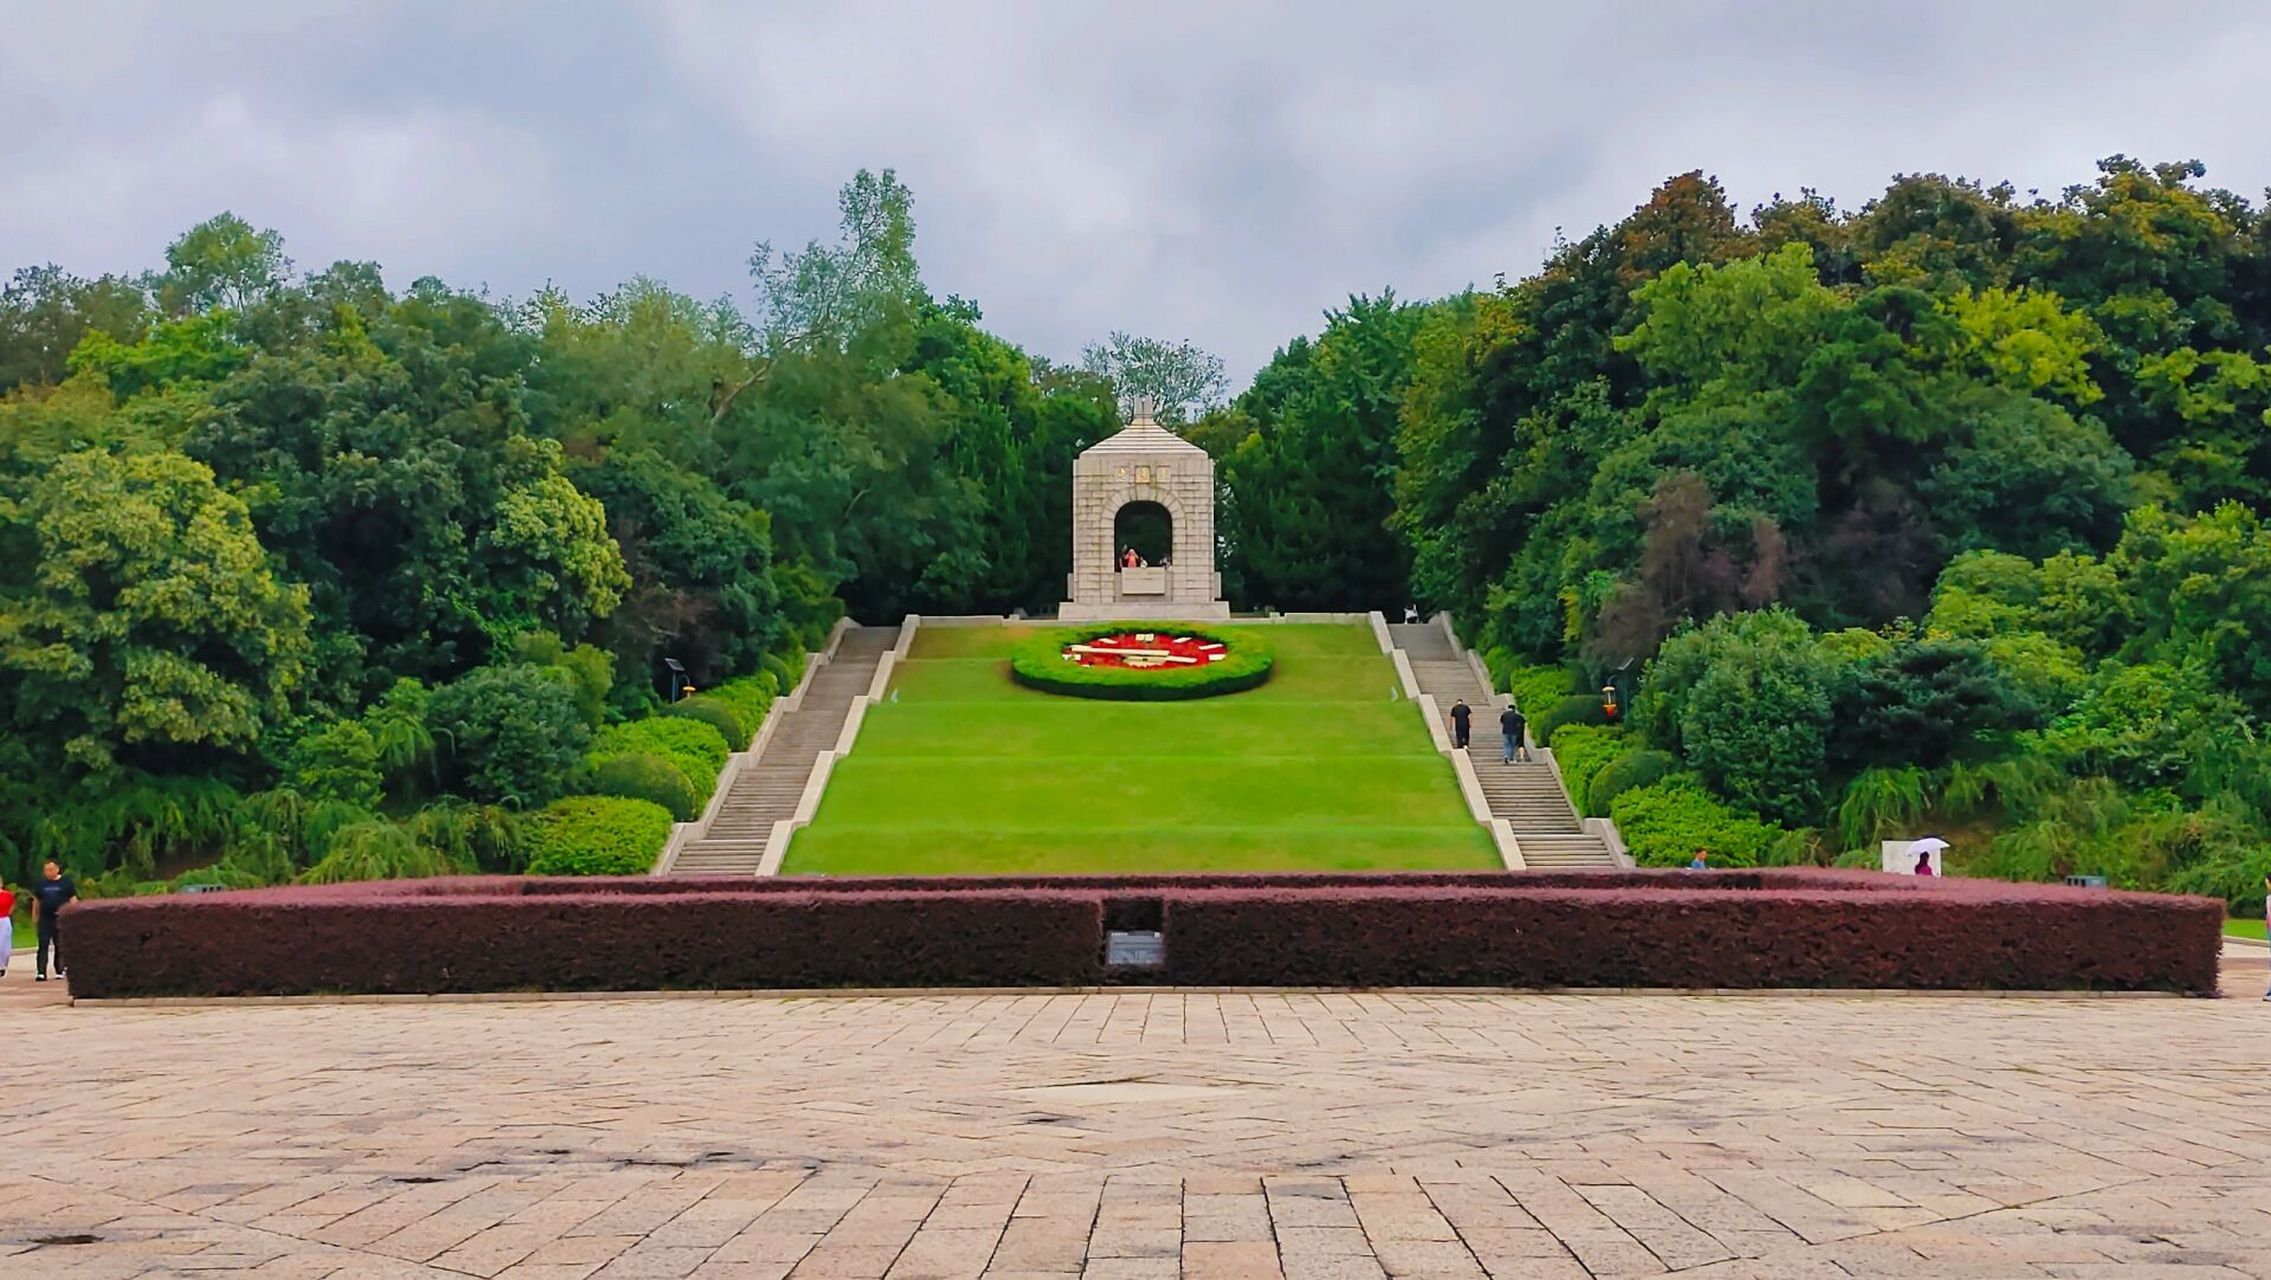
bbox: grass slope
[786,623,1495,875]
[2227,918,2265,941]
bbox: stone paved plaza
[1,949,2265,1279]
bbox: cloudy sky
[7,1,2269,381]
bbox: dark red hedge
[60,869,2223,998]
[1156,882,2222,993]
[65,888,1104,997]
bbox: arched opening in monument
[1114,500,1173,567]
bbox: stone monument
[1061,399,1230,621]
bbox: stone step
[662,637,893,875]
[1392,631,1609,853]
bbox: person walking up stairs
[1389,621,1620,869]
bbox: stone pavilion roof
[1079,409,1209,458]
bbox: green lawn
[2227,918,2266,941]
[785,623,1495,875]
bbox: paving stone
[2,984,2265,1278]
[1182,1240,1283,1278]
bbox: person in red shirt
[0,876,14,978]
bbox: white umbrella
[1909,836,1950,853]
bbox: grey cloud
[5,1,2269,381]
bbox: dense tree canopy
[1183,156,2270,905]
[5,155,2269,912]
[0,170,1117,887]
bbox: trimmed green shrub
[584,752,701,821]
[1502,662,1578,720]
[761,651,797,693]
[1010,625,1273,701]
[665,694,750,751]
[526,796,674,876]
[1548,724,1627,817]
[587,718,729,806]
[705,674,778,735]
[302,820,462,883]
[1607,773,1792,868]
[1532,694,1607,746]
[1589,749,1678,816]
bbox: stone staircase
[1388,622,1620,870]
[664,628,895,876]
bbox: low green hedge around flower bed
[525,796,675,876]
[62,868,2221,997]
[1009,624,1272,701]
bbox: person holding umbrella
[1906,837,1949,876]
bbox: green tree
[478,461,631,642]
[0,265,149,392]
[1079,331,1229,425]
[156,213,292,315]
[750,168,922,361]
[425,664,588,808]
[1640,608,1833,824]
[185,287,618,701]
[1217,293,1428,611]
[287,720,384,808]
[1831,637,2041,772]
[0,448,311,771]
[568,448,783,690]
[2112,503,2271,715]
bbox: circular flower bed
[1011,624,1273,701]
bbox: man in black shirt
[1448,698,1472,750]
[32,859,75,982]
[1501,704,1529,764]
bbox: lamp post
[1599,658,1634,724]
